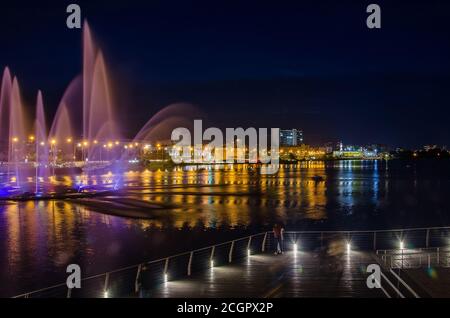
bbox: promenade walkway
[150,251,385,298]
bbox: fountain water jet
[0,67,12,163]
[8,77,28,189]
[35,91,49,194]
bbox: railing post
[104,272,110,296]
[187,252,194,276]
[135,264,142,293]
[164,258,169,275]
[373,232,377,251]
[261,232,268,252]
[247,235,253,253]
[228,241,235,263]
[426,229,430,248]
[210,246,215,264]
[401,249,404,269]
[437,248,440,266]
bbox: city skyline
[1,1,450,302]
[1,1,450,148]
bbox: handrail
[284,225,450,234]
[389,269,420,298]
[377,247,450,254]
[12,232,266,298]
[380,271,405,298]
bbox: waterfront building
[280,129,303,146]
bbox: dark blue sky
[1,0,450,147]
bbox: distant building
[279,145,326,160]
[280,129,303,146]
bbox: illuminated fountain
[35,91,49,194]
[0,21,121,198]
[0,20,198,200]
[83,22,121,163]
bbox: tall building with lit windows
[280,129,303,146]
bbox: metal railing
[376,247,450,269]
[12,226,450,298]
[13,232,267,298]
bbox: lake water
[1,160,450,296]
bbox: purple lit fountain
[0,20,198,200]
[0,21,122,199]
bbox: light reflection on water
[1,160,450,296]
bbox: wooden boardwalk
[149,251,385,298]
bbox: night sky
[1,0,450,147]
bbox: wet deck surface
[149,251,385,298]
[403,268,450,297]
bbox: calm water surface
[1,160,450,296]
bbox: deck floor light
[103,290,109,298]
[346,242,351,253]
[293,243,298,253]
[164,273,168,283]
[400,241,404,250]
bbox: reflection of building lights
[115,141,119,145]
[66,138,72,143]
[51,139,57,145]
[103,291,109,298]
[83,141,88,146]
[40,142,45,146]
[29,135,35,141]
[12,137,18,143]
[94,140,98,144]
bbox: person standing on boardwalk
[273,224,285,255]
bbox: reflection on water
[1,160,450,296]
